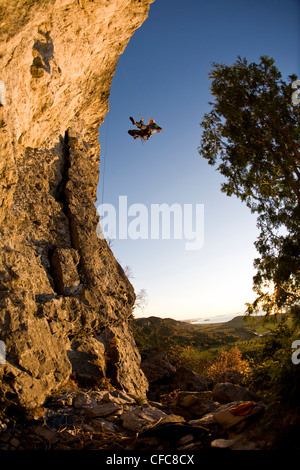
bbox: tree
[122,265,148,313]
[198,56,300,320]
[206,347,250,383]
[133,288,148,313]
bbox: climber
[105,336,123,391]
[128,116,162,141]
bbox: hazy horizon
[134,311,246,323]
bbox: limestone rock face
[0,0,153,409]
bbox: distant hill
[216,315,262,328]
[133,315,268,357]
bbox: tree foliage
[199,56,300,319]
[206,346,250,383]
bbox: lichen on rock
[0,0,153,410]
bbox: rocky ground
[0,353,273,451]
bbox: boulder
[120,404,169,433]
[176,391,213,407]
[141,351,176,384]
[84,402,123,418]
[212,382,260,404]
[73,392,98,409]
[170,366,213,392]
[175,391,218,417]
[89,418,119,434]
[211,438,237,449]
[97,390,135,405]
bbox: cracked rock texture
[0,0,153,410]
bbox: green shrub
[244,320,300,407]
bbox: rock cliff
[0,0,153,410]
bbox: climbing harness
[128,116,162,142]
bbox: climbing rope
[101,66,145,203]
[120,64,143,118]
[101,107,111,205]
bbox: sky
[96,0,300,322]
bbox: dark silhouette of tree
[199,56,300,321]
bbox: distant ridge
[185,313,246,324]
[133,314,266,355]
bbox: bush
[166,344,212,375]
[205,346,250,383]
[244,321,300,407]
[166,345,251,383]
